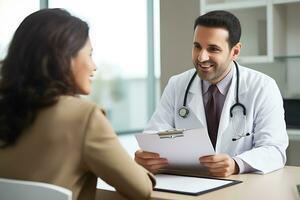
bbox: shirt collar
[202,62,234,96]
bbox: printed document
[135,128,215,167]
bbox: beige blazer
[0,96,155,200]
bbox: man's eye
[193,44,201,49]
[208,47,220,52]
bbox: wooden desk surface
[96,166,300,200]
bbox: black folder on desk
[154,174,242,196]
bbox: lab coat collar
[235,62,248,96]
[216,62,249,151]
[189,73,201,95]
[185,75,207,128]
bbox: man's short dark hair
[194,10,241,49]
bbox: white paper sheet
[154,174,234,194]
[135,128,215,167]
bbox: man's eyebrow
[207,44,221,49]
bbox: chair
[0,178,72,200]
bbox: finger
[208,167,229,173]
[135,156,168,166]
[148,163,168,171]
[206,164,235,177]
[135,150,160,159]
[209,171,231,177]
[141,158,168,166]
[199,155,219,163]
[201,160,228,169]
[200,154,229,163]
[148,163,169,174]
[135,159,169,174]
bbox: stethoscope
[178,60,250,141]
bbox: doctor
[135,10,288,177]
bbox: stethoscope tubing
[180,60,246,118]
[179,61,250,141]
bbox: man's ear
[231,42,241,60]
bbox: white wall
[159,0,199,91]
[286,3,300,98]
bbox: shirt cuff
[233,157,255,174]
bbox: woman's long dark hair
[0,8,89,147]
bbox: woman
[0,8,155,200]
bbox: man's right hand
[134,150,169,174]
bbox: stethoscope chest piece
[178,106,189,118]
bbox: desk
[96,166,300,200]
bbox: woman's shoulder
[51,95,106,120]
[56,96,94,110]
[58,95,96,106]
[60,96,105,110]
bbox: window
[48,0,160,133]
[0,0,159,133]
[0,0,39,59]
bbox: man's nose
[198,49,209,62]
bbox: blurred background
[0,0,299,166]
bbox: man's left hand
[199,153,239,177]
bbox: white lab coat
[146,64,288,174]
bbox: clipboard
[135,128,215,167]
[156,129,185,139]
[154,173,242,196]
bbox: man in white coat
[135,10,288,177]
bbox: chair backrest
[0,178,72,200]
